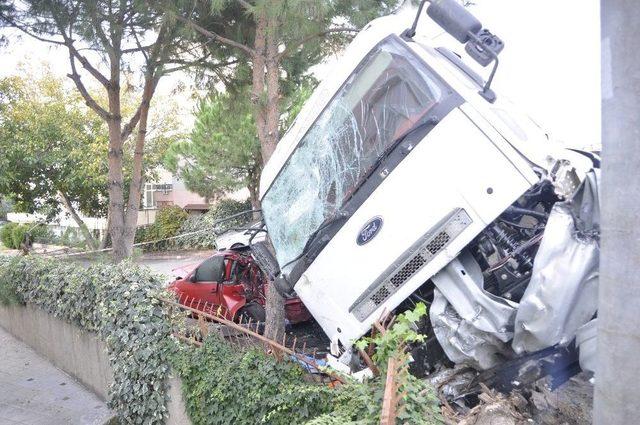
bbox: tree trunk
[99,211,111,250]
[58,190,98,250]
[262,13,287,342]
[248,162,262,217]
[122,76,156,253]
[251,10,269,162]
[106,111,129,262]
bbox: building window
[143,183,157,209]
[142,183,173,209]
[153,183,173,194]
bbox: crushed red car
[168,249,311,325]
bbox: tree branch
[172,13,255,56]
[0,15,66,45]
[49,10,111,88]
[87,2,114,56]
[236,0,253,10]
[120,18,171,141]
[162,56,238,75]
[122,42,153,54]
[58,190,99,249]
[131,30,149,62]
[278,27,359,60]
[67,55,110,121]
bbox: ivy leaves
[171,334,342,425]
[0,256,443,425]
[172,303,443,425]
[0,256,171,424]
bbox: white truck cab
[257,0,598,372]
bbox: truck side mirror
[423,0,504,102]
[190,272,197,283]
[426,0,482,43]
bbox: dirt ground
[445,372,593,425]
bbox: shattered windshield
[262,36,446,269]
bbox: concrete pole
[595,1,640,423]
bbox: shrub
[208,199,252,226]
[10,224,29,249]
[154,206,189,240]
[171,334,339,425]
[172,304,443,425]
[173,199,252,250]
[0,222,17,248]
[0,224,55,248]
[0,255,172,424]
[30,224,54,245]
[136,206,189,251]
[59,227,87,248]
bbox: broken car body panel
[512,170,600,354]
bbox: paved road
[138,250,213,283]
[0,327,113,425]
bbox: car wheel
[237,303,266,332]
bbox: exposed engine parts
[420,170,601,376]
[472,179,559,303]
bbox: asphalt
[137,250,213,283]
[0,327,114,425]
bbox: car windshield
[262,36,446,269]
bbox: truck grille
[350,208,472,321]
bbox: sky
[0,0,601,149]
[316,0,602,149]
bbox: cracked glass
[262,36,447,270]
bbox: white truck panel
[295,108,533,345]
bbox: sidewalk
[0,326,114,425]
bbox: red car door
[219,255,253,318]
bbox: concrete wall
[0,303,112,399]
[0,303,191,424]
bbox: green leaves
[164,90,261,203]
[172,303,443,425]
[0,255,172,424]
[171,334,338,425]
[0,261,443,425]
[357,303,428,369]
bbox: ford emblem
[357,216,383,245]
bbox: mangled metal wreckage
[252,0,600,379]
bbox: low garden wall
[0,302,112,399]
[0,256,191,425]
[0,302,190,425]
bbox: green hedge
[173,199,252,250]
[0,255,443,425]
[0,222,17,248]
[136,206,189,251]
[171,306,444,425]
[171,335,339,425]
[0,255,172,424]
[0,223,53,249]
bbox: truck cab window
[262,36,449,269]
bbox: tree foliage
[164,90,261,206]
[0,72,179,248]
[0,73,108,230]
[164,83,312,209]
[0,0,207,259]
